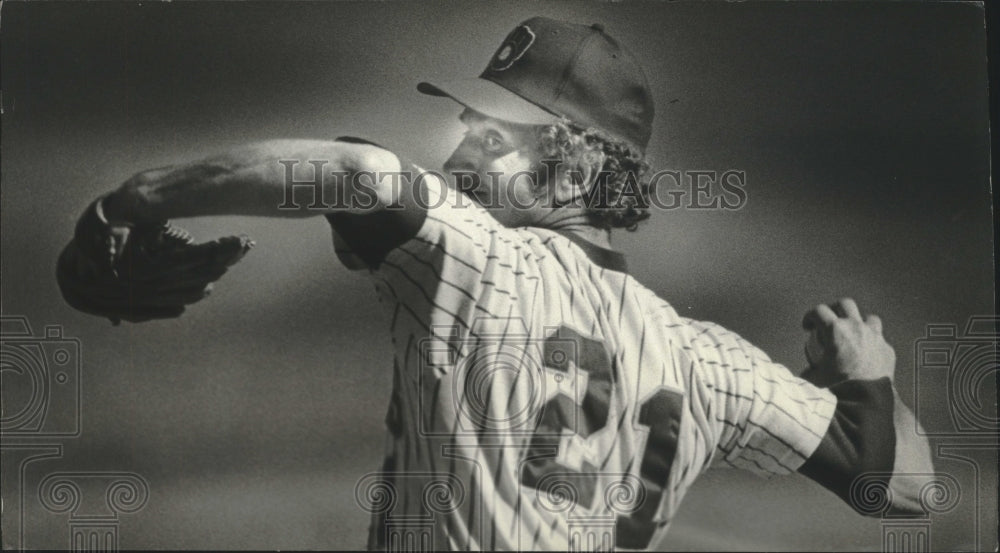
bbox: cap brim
[418,78,561,126]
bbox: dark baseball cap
[418,16,655,154]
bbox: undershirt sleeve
[324,136,429,268]
[798,377,897,509]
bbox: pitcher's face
[443,108,550,228]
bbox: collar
[553,230,629,274]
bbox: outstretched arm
[58,138,427,323]
[798,299,935,516]
[99,139,405,223]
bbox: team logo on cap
[489,25,535,71]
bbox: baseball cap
[418,16,655,154]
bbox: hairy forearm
[101,139,394,223]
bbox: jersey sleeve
[330,154,541,346]
[680,318,838,478]
[374,169,503,283]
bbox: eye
[482,134,506,154]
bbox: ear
[551,151,607,206]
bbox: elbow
[344,144,406,212]
[352,144,402,175]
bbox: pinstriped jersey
[334,172,837,551]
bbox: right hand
[800,298,896,386]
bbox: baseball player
[58,17,934,551]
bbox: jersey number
[519,325,682,549]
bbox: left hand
[800,298,896,386]
[56,197,254,324]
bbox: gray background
[2,1,995,550]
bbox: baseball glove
[56,196,254,324]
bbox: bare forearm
[101,139,389,223]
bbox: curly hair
[533,119,651,231]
